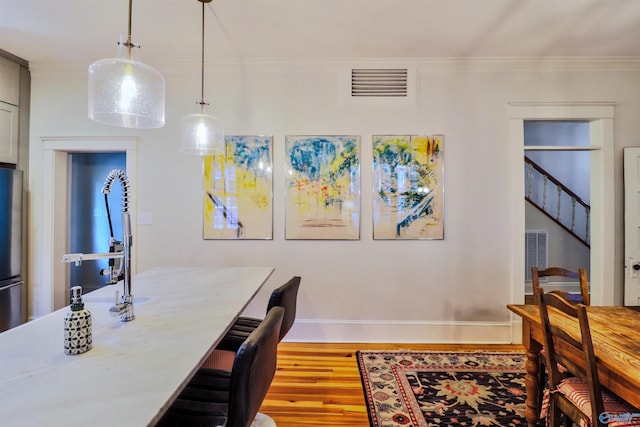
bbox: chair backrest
[532,266,590,306]
[227,306,284,427]
[536,287,605,426]
[265,276,301,342]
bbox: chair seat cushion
[170,398,227,415]
[542,377,640,427]
[189,368,231,389]
[158,368,232,426]
[178,368,232,402]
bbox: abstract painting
[203,135,273,239]
[373,135,444,239]
[285,135,360,239]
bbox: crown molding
[29,56,640,75]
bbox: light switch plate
[137,212,152,225]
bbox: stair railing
[525,157,590,247]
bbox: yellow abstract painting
[373,135,444,239]
[204,135,273,239]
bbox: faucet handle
[109,290,124,317]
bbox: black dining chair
[157,306,285,427]
[216,276,301,352]
[537,288,640,426]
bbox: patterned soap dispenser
[64,286,93,355]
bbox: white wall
[27,59,640,343]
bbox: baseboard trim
[284,319,515,344]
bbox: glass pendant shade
[88,36,165,129]
[181,0,223,156]
[180,104,225,155]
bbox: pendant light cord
[127,0,133,41]
[122,0,137,58]
[200,0,207,107]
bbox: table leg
[524,348,541,427]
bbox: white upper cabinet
[0,103,19,163]
[0,56,20,163]
[0,57,20,106]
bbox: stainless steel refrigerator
[0,167,23,333]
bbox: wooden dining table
[507,304,640,427]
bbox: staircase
[525,156,590,247]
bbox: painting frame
[372,134,444,240]
[203,135,273,240]
[285,135,361,240]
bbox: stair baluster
[524,156,590,248]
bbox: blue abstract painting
[285,135,360,240]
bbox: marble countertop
[0,266,274,427]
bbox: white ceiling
[1,0,640,67]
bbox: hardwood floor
[261,342,525,427]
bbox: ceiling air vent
[351,68,408,97]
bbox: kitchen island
[0,266,274,427]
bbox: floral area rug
[357,350,527,427]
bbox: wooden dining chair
[157,306,285,427]
[532,266,590,306]
[216,276,301,352]
[532,266,590,414]
[536,288,640,427]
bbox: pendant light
[180,0,225,155]
[88,0,165,129]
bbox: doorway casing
[40,136,138,313]
[508,102,615,343]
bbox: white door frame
[508,102,615,343]
[40,136,138,312]
[623,147,640,305]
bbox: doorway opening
[69,152,126,294]
[508,102,615,343]
[524,120,591,297]
[40,136,137,312]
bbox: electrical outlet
[137,212,152,225]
